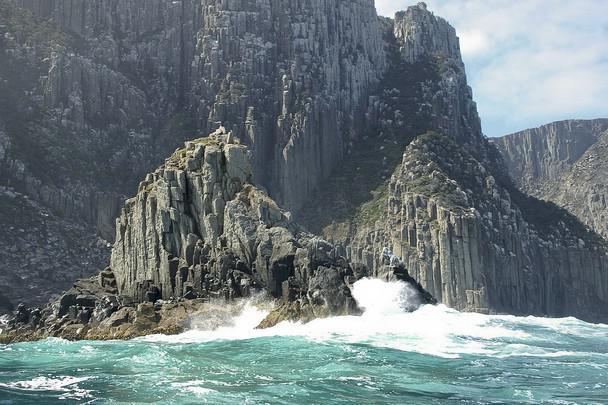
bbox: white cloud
[374,0,608,136]
[458,30,491,57]
[375,0,402,17]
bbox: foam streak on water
[0,278,607,404]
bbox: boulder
[75,295,97,308]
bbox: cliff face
[550,132,608,239]
[190,0,387,210]
[494,119,608,239]
[10,0,387,211]
[1,0,386,309]
[304,4,608,322]
[394,3,482,144]
[347,132,608,322]
[0,2,113,309]
[0,185,110,312]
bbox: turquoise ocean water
[0,279,606,404]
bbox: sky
[376,0,608,136]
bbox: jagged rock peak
[346,131,608,323]
[394,2,461,64]
[109,129,368,321]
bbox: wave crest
[141,278,607,359]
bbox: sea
[0,278,606,404]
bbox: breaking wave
[141,278,608,359]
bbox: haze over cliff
[1,0,607,327]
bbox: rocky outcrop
[347,132,608,322]
[0,133,437,342]
[0,277,211,343]
[494,119,608,239]
[110,129,362,311]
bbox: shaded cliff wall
[0,1,113,311]
[11,0,387,214]
[191,0,387,209]
[548,131,608,239]
[494,119,608,193]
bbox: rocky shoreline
[0,264,435,344]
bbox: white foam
[0,376,93,400]
[141,300,272,344]
[351,277,421,314]
[170,381,216,397]
[141,278,607,359]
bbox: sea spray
[351,277,422,314]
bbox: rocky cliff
[0,2,114,309]
[494,119,608,239]
[8,0,387,212]
[0,186,110,312]
[347,132,608,322]
[301,4,608,323]
[1,0,606,325]
[1,0,387,309]
[110,128,361,315]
